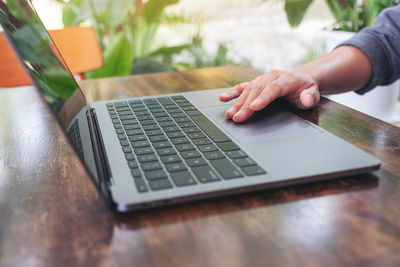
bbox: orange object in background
[0,26,103,88]
[0,34,32,87]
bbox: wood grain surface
[0,66,399,267]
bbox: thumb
[299,85,320,109]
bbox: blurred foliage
[55,0,246,78]
[281,0,399,31]
[1,0,76,109]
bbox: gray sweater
[339,5,400,94]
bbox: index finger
[219,82,248,102]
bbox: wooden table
[1,66,399,267]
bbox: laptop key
[159,121,176,127]
[128,160,139,169]
[120,140,130,146]
[131,169,142,178]
[156,147,177,156]
[204,151,225,160]
[242,165,266,176]
[153,141,172,149]
[181,105,196,111]
[117,111,133,116]
[157,97,174,105]
[138,153,158,163]
[149,179,173,191]
[114,101,129,107]
[149,135,167,142]
[167,131,185,138]
[171,112,187,118]
[114,123,123,129]
[131,140,151,148]
[119,115,135,120]
[176,143,195,152]
[118,134,127,140]
[226,150,247,159]
[121,119,138,125]
[174,117,191,123]
[217,141,240,151]
[171,137,190,145]
[142,124,160,131]
[141,161,163,171]
[134,147,154,155]
[234,157,257,167]
[155,117,172,122]
[166,108,181,113]
[210,158,243,179]
[134,110,150,116]
[148,108,164,113]
[125,153,135,161]
[134,179,147,192]
[190,115,230,143]
[187,132,206,139]
[140,120,157,126]
[181,150,201,159]
[146,129,164,136]
[198,144,218,153]
[165,163,187,172]
[124,124,141,130]
[163,104,178,109]
[163,126,180,133]
[122,146,132,153]
[128,135,147,142]
[161,154,182,164]
[145,170,168,180]
[193,138,212,146]
[191,166,220,183]
[182,127,201,134]
[126,129,144,136]
[186,157,207,167]
[171,171,197,187]
[143,98,157,104]
[132,107,147,112]
[177,121,195,128]
[152,112,169,118]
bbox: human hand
[219,69,320,122]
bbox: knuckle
[232,103,242,109]
[268,69,282,77]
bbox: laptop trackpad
[201,104,322,144]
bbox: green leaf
[43,69,78,100]
[0,8,10,23]
[148,44,191,63]
[106,0,135,27]
[284,0,313,27]
[87,32,132,78]
[143,0,180,24]
[6,0,29,21]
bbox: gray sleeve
[337,5,400,95]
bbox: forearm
[291,46,372,95]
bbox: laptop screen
[0,0,88,129]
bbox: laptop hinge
[86,109,113,187]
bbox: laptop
[0,0,380,212]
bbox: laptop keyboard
[67,119,84,160]
[107,95,266,193]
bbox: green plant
[283,0,399,31]
[57,0,247,78]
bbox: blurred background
[33,0,336,78]
[3,0,400,122]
